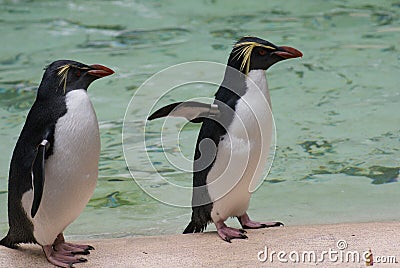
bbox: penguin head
[38,60,114,99]
[228,36,303,74]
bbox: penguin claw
[242,221,284,229]
[220,232,248,242]
[56,242,95,255]
[238,213,284,229]
[71,249,90,255]
[216,222,249,242]
[66,258,87,268]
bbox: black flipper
[31,139,50,218]
[147,101,219,123]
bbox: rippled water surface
[0,0,399,238]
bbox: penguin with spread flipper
[148,36,302,242]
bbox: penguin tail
[0,234,19,249]
[183,203,213,234]
[183,221,196,234]
[183,220,208,234]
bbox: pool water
[0,0,399,239]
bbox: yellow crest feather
[56,64,90,94]
[57,64,71,94]
[233,41,276,75]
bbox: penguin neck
[245,69,272,110]
[214,67,246,114]
[215,68,271,111]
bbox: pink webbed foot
[42,233,94,267]
[54,233,94,255]
[215,221,248,243]
[238,213,283,229]
[42,245,88,268]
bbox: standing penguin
[148,36,302,242]
[0,60,114,266]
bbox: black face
[228,36,303,74]
[37,59,114,99]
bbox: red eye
[76,70,81,77]
[259,50,267,56]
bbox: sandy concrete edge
[0,221,399,267]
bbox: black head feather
[37,59,113,99]
[228,36,302,74]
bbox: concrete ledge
[0,221,398,267]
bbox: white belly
[22,89,100,245]
[209,70,273,223]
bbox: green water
[0,0,399,239]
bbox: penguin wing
[31,139,50,218]
[147,101,219,123]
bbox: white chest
[51,89,101,174]
[228,70,272,141]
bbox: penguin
[0,60,114,267]
[148,36,302,242]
